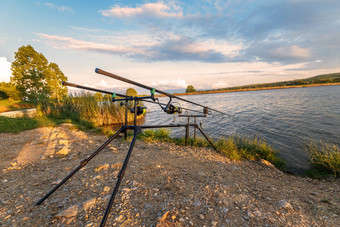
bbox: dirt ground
[0,124,339,226]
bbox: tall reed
[49,92,144,126]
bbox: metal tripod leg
[100,127,140,227]
[36,126,125,206]
[196,125,217,151]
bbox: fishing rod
[95,68,229,116]
[62,81,205,115]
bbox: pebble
[122,188,131,193]
[95,164,110,172]
[221,208,229,213]
[55,205,79,218]
[56,147,70,156]
[83,198,97,212]
[253,210,261,217]
[194,201,201,206]
[144,204,152,209]
[103,186,111,193]
[278,200,293,210]
[199,214,205,220]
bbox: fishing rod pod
[37,68,227,227]
[95,68,228,116]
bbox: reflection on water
[105,85,340,174]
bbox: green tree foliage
[185,85,196,93]
[0,82,21,100]
[46,62,68,103]
[126,88,137,97]
[0,90,8,100]
[10,45,67,104]
[126,88,138,108]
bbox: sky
[0,0,339,93]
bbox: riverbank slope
[1,124,339,226]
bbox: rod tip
[95,68,100,73]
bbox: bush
[215,137,242,160]
[186,85,196,93]
[234,136,286,170]
[306,142,340,178]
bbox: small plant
[215,137,242,160]
[306,141,340,178]
[234,136,286,170]
[138,129,171,143]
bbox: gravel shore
[1,124,339,226]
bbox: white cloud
[35,33,145,56]
[35,32,243,62]
[43,2,73,13]
[273,45,310,59]
[0,57,12,83]
[100,2,183,18]
[211,81,231,89]
[199,39,243,57]
[150,79,188,89]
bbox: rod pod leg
[100,127,140,227]
[196,125,217,151]
[36,126,125,206]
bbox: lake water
[140,85,340,174]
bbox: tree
[185,85,196,93]
[126,88,138,108]
[126,88,137,97]
[46,62,68,104]
[10,45,67,104]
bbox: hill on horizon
[213,72,340,92]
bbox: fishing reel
[165,104,182,114]
[163,97,182,114]
[130,106,147,116]
[119,99,147,116]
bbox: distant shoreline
[166,82,340,97]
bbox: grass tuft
[306,141,340,178]
[215,137,242,160]
[138,129,171,143]
[234,136,286,170]
[0,116,56,133]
